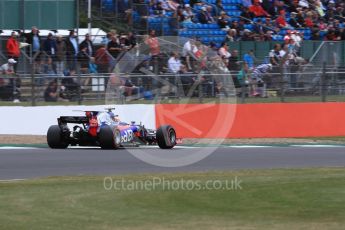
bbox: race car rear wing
[58,116,89,124]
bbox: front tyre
[99,126,121,149]
[47,125,69,149]
[156,125,177,149]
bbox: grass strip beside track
[1,168,345,230]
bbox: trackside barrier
[0,105,155,135]
[155,103,345,138]
[2,103,345,137]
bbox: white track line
[0,179,26,182]
[291,145,345,148]
[0,147,38,150]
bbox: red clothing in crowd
[145,37,160,56]
[276,16,288,28]
[6,37,20,58]
[304,18,314,28]
[249,4,270,17]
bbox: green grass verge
[1,168,345,230]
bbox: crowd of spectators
[0,25,312,102]
[146,0,345,41]
[0,27,138,102]
[2,0,345,102]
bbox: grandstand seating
[103,0,318,46]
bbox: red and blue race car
[47,109,177,149]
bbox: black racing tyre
[47,125,69,149]
[99,126,121,149]
[156,125,177,149]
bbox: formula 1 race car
[47,109,177,149]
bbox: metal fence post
[30,49,36,106]
[77,65,82,105]
[321,62,326,102]
[279,64,285,103]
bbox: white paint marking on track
[68,145,199,149]
[0,147,38,150]
[227,145,274,148]
[291,145,345,148]
[0,179,26,182]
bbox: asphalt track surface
[1,146,345,180]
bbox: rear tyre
[99,126,121,149]
[47,125,69,149]
[156,125,177,149]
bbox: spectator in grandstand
[0,59,15,101]
[224,29,238,42]
[79,33,94,57]
[340,28,345,40]
[289,12,303,28]
[215,0,224,13]
[218,11,230,30]
[119,33,134,52]
[326,27,341,40]
[121,75,143,98]
[182,4,195,23]
[249,0,270,17]
[304,11,314,28]
[241,29,255,41]
[6,31,20,72]
[253,18,266,35]
[56,35,66,75]
[268,0,283,19]
[235,63,249,94]
[145,30,160,57]
[94,44,110,74]
[145,30,161,73]
[263,31,274,41]
[269,43,282,66]
[290,31,303,48]
[0,58,20,102]
[218,42,231,60]
[151,1,166,16]
[198,6,215,24]
[127,32,137,49]
[179,64,195,95]
[228,50,241,72]
[276,10,291,29]
[65,30,79,71]
[283,30,292,44]
[334,6,345,21]
[207,42,221,62]
[0,59,16,75]
[60,70,81,101]
[44,80,64,102]
[168,52,182,73]
[295,8,306,27]
[298,0,309,8]
[107,33,122,71]
[311,29,322,40]
[102,32,113,47]
[43,33,57,74]
[263,17,275,31]
[240,7,255,21]
[77,46,91,74]
[250,63,272,97]
[23,26,42,73]
[182,38,197,71]
[166,0,180,11]
[243,50,255,69]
